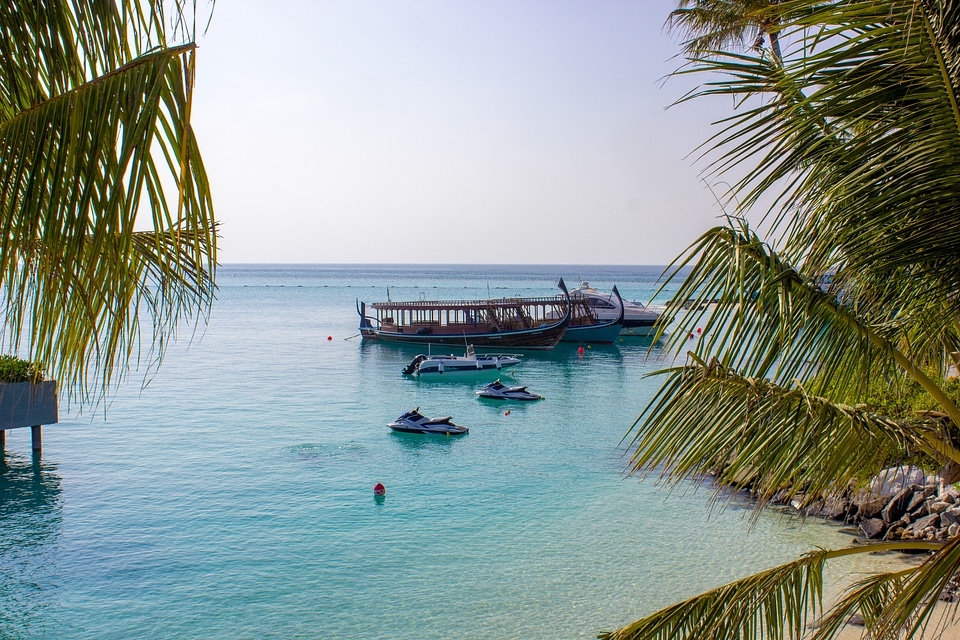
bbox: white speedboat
[402,345,521,377]
[387,408,469,435]
[476,379,543,401]
[569,282,661,337]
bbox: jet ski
[475,379,543,401]
[387,408,469,435]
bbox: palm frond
[655,224,881,395]
[623,358,940,502]
[653,222,960,429]
[598,542,941,640]
[671,1,960,299]
[667,0,784,61]
[813,536,960,639]
[0,43,216,402]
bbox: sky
[191,0,727,265]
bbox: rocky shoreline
[776,466,960,544]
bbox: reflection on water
[388,430,464,455]
[0,452,63,639]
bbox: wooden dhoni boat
[357,279,572,349]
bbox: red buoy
[327,336,333,341]
[696,328,702,333]
[374,483,385,496]
[689,333,694,339]
[577,346,585,355]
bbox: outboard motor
[402,355,428,376]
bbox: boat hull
[560,322,623,344]
[387,424,468,435]
[415,364,518,378]
[619,319,658,337]
[476,391,542,401]
[361,325,567,349]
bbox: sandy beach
[824,551,960,639]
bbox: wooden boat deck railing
[369,294,565,310]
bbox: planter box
[0,380,58,430]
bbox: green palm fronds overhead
[0,1,216,402]
[610,1,960,638]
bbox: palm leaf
[598,542,941,640]
[623,358,942,503]
[0,4,216,402]
[671,1,960,300]
[653,222,960,434]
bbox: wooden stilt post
[31,425,41,453]
[0,428,5,451]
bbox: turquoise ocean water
[1,264,866,639]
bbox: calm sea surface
[1,264,868,639]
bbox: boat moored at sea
[358,279,572,349]
[387,408,469,436]
[475,379,543,401]
[402,345,521,377]
[556,285,625,344]
[568,282,661,337]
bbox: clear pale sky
[191,0,725,264]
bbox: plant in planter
[0,356,57,453]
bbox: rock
[941,486,960,503]
[884,526,905,540]
[949,523,959,538]
[930,501,951,515]
[906,491,927,514]
[905,513,941,538]
[882,488,914,522]
[942,507,960,528]
[854,494,890,519]
[772,489,791,504]
[848,613,865,627]
[860,518,886,539]
[870,466,926,497]
[821,495,849,520]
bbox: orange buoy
[374,483,386,496]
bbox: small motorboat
[476,379,543,401]
[402,345,521,377]
[387,408,469,435]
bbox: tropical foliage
[0,355,42,384]
[603,1,960,638]
[0,1,217,403]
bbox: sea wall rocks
[780,466,960,543]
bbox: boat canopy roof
[369,294,565,312]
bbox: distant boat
[402,345,521,377]
[387,408,469,436]
[568,282,660,337]
[475,379,543,401]
[553,285,625,344]
[358,279,572,349]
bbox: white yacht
[568,282,661,337]
[402,345,521,377]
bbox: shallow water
[1,265,870,639]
